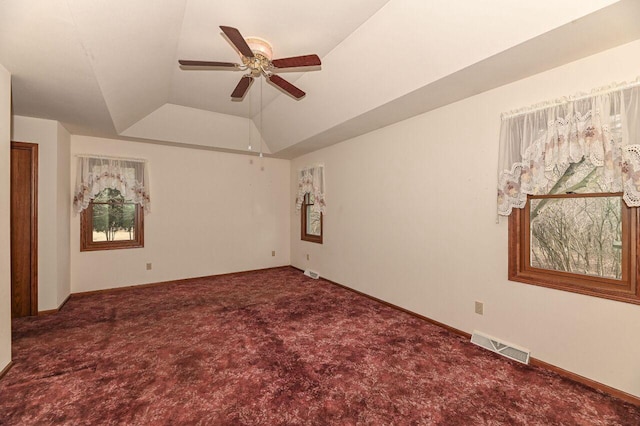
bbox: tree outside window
[509,160,639,304]
[81,188,143,251]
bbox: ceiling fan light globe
[245,37,273,61]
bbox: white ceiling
[1,0,639,158]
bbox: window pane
[529,197,622,279]
[306,207,321,236]
[91,189,137,242]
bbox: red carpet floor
[1,267,639,425]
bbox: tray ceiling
[1,0,639,158]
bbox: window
[74,156,150,252]
[295,165,325,243]
[301,193,322,244]
[80,188,144,251]
[509,182,639,304]
[498,80,640,304]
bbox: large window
[508,161,639,303]
[81,188,143,251]
[74,156,150,252]
[301,193,322,244]
[498,80,640,305]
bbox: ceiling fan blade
[268,74,305,99]
[179,60,239,68]
[231,76,254,99]
[271,54,321,69]
[220,26,254,58]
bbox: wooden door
[10,142,38,317]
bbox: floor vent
[471,331,530,364]
[303,269,320,279]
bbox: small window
[301,193,322,244]
[80,188,143,251]
[509,192,639,304]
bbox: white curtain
[497,82,640,216]
[73,156,151,214]
[295,165,326,214]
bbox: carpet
[1,267,638,425]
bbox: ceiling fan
[179,26,321,100]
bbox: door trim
[11,141,38,316]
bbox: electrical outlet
[475,301,484,315]
[272,250,276,257]
[306,254,310,261]
[146,263,152,271]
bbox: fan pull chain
[259,77,264,165]
[248,83,253,151]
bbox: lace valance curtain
[73,156,151,214]
[295,165,326,214]
[497,81,640,216]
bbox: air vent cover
[471,331,530,364]
[303,269,320,279]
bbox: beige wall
[0,64,11,371]
[291,39,640,397]
[70,136,290,292]
[11,116,71,311]
[56,123,71,306]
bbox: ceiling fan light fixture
[245,37,273,61]
[179,26,319,101]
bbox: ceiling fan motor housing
[242,37,274,76]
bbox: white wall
[0,64,11,371]
[11,116,71,311]
[291,39,640,397]
[70,136,290,292]
[56,123,70,306]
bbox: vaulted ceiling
[1,0,639,158]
